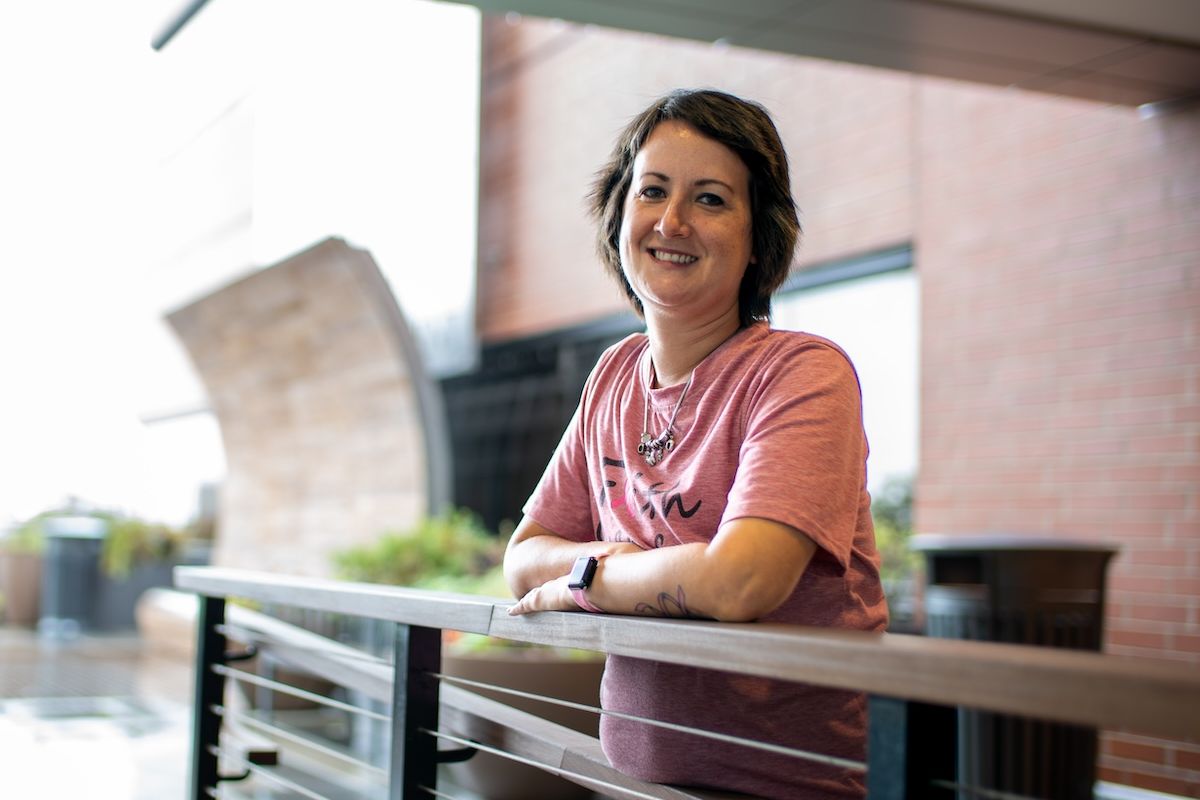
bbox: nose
[654,198,690,238]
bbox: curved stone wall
[168,238,450,576]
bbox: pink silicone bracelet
[571,586,605,613]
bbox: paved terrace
[0,625,545,799]
[0,627,192,799]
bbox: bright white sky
[0,0,480,528]
[0,1,171,526]
[774,272,920,493]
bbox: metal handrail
[175,566,1200,739]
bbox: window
[772,246,918,493]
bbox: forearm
[507,518,816,623]
[504,531,635,598]
[585,540,795,622]
[584,542,721,619]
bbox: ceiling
[447,0,1200,107]
[154,0,1200,107]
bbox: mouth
[650,248,698,265]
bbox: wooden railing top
[174,566,1200,741]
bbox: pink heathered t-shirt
[528,323,892,800]
[524,322,888,800]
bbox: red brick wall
[916,80,1200,794]
[477,14,1200,795]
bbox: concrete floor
[0,627,512,800]
[0,627,194,799]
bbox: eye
[697,192,726,207]
[638,185,666,200]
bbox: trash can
[911,534,1117,800]
[38,516,107,639]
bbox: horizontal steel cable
[213,664,391,721]
[215,705,388,779]
[208,745,333,800]
[423,728,693,800]
[431,671,865,772]
[216,612,864,773]
[217,622,395,669]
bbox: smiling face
[618,120,755,326]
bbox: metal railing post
[389,623,442,799]
[866,695,957,800]
[189,596,227,800]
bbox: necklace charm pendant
[636,355,694,467]
[644,441,661,466]
[640,430,674,467]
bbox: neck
[644,306,742,387]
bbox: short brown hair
[590,89,799,326]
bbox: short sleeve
[521,345,623,543]
[522,401,596,542]
[721,343,868,571]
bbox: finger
[508,588,541,616]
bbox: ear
[749,254,758,265]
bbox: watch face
[567,556,596,590]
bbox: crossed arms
[504,516,817,622]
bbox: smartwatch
[567,553,608,613]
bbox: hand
[506,574,577,616]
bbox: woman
[504,89,887,800]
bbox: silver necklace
[637,356,694,467]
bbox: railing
[174,566,1200,800]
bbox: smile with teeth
[651,249,698,264]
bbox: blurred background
[0,0,1196,797]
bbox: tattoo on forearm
[635,585,691,618]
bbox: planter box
[98,541,211,630]
[95,562,178,631]
[0,551,42,626]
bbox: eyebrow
[641,171,735,193]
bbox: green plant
[871,475,921,586]
[332,508,507,591]
[3,516,48,555]
[101,516,185,579]
[870,475,923,632]
[4,505,189,581]
[874,515,922,586]
[331,509,583,655]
